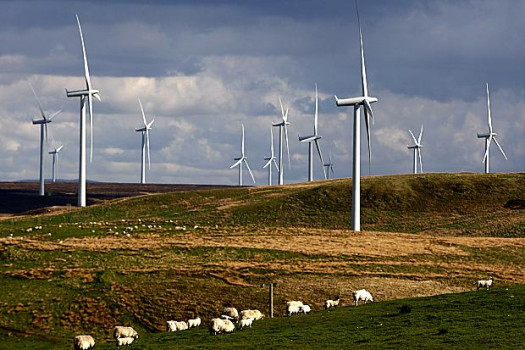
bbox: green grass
[2,286,522,349]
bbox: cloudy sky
[0,0,524,185]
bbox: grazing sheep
[476,277,494,290]
[300,304,312,314]
[324,297,340,310]
[113,326,139,339]
[73,335,95,350]
[166,320,177,332]
[353,289,374,306]
[209,318,235,335]
[176,321,188,331]
[240,309,264,321]
[222,307,239,321]
[188,317,201,328]
[286,304,301,316]
[220,314,235,321]
[286,300,304,308]
[116,337,135,347]
[239,317,254,329]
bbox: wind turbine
[230,124,256,186]
[298,84,327,181]
[30,84,61,196]
[334,2,378,231]
[263,127,279,185]
[477,83,507,173]
[66,15,101,207]
[324,151,335,179]
[272,97,291,185]
[407,126,423,174]
[135,97,154,184]
[48,145,64,183]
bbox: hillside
[0,172,524,348]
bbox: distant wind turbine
[298,84,327,181]
[65,15,101,207]
[48,145,64,183]
[30,84,61,196]
[230,124,256,186]
[477,83,507,173]
[334,1,378,231]
[324,151,335,179]
[407,126,423,174]
[135,97,154,184]
[272,98,291,185]
[263,127,279,185]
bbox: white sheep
[209,318,235,335]
[220,314,235,321]
[324,296,340,310]
[166,320,177,332]
[475,277,494,290]
[113,326,139,339]
[286,304,301,316]
[222,307,239,321]
[176,321,188,331]
[116,337,135,347]
[300,304,312,314]
[73,335,95,350]
[240,309,264,321]
[188,317,201,328]
[239,317,254,329]
[353,289,374,306]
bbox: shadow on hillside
[504,199,525,210]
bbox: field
[0,173,524,348]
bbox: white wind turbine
[324,151,335,179]
[230,124,256,186]
[65,15,101,207]
[272,98,291,185]
[263,127,279,185]
[298,84,327,181]
[30,84,61,196]
[407,126,423,174]
[135,97,154,184]
[477,83,507,174]
[48,145,64,183]
[334,2,378,231]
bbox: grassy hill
[0,173,524,348]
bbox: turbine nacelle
[65,88,100,98]
[298,135,321,143]
[32,119,51,125]
[477,132,496,138]
[334,95,378,107]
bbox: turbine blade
[146,129,151,170]
[418,125,423,144]
[418,148,423,173]
[263,158,272,168]
[241,124,245,156]
[48,109,62,121]
[408,129,417,144]
[492,137,508,160]
[270,127,275,156]
[314,83,319,135]
[57,145,64,152]
[483,136,492,163]
[279,97,285,119]
[76,15,92,90]
[93,92,101,102]
[364,106,372,174]
[138,97,147,126]
[356,0,368,97]
[364,99,374,125]
[273,158,279,172]
[88,95,93,162]
[230,158,243,169]
[29,83,45,119]
[284,123,290,168]
[486,83,492,133]
[44,122,49,146]
[244,159,256,183]
[330,164,335,176]
[314,139,327,179]
[147,118,155,129]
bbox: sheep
[353,289,374,306]
[240,309,264,321]
[188,317,201,328]
[73,335,95,350]
[286,300,304,308]
[286,304,301,317]
[176,321,188,331]
[475,277,494,290]
[116,337,135,347]
[324,296,340,310]
[166,320,177,332]
[113,326,139,339]
[239,317,254,329]
[220,314,235,321]
[300,304,312,314]
[222,307,239,321]
[209,318,235,335]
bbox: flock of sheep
[72,279,494,349]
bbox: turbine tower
[298,84,327,181]
[66,15,101,207]
[30,84,61,196]
[334,2,378,231]
[230,124,256,186]
[324,151,335,179]
[477,83,507,173]
[263,127,279,185]
[48,145,64,183]
[407,126,423,174]
[272,98,291,185]
[135,97,154,184]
